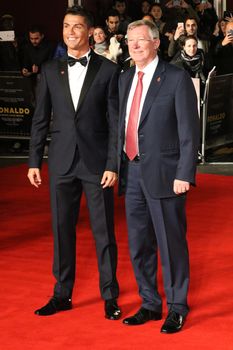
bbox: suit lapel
[139,59,166,126]
[58,57,75,113]
[75,50,102,116]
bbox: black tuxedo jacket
[118,59,200,198]
[29,50,119,176]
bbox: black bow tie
[67,56,88,67]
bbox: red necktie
[126,71,144,160]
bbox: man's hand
[101,171,118,188]
[165,0,174,8]
[22,68,32,77]
[173,179,190,195]
[180,0,189,9]
[27,168,42,188]
[225,15,233,23]
[164,31,174,41]
[174,24,185,40]
[196,2,212,12]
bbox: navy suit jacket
[118,59,200,198]
[29,50,119,176]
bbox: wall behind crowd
[225,0,233,11]
[0,0,67,42]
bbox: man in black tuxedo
[118,20,199,333]
[27,6,121,320]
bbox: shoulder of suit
[93,54,120,69]
[120,65,135,79]
[164,60,188,76]
[92,51,119,69]
[41,57,61,71]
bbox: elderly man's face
[127,25,160,69]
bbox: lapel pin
[61,71,65,75]
[157,77,161,82]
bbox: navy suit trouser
[125,160,190,317]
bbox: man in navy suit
[118,20,199,333]
[27,6,121,320]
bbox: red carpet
[0,163,233,350]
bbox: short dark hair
[113,0,126,4]
[65,6,94,28]
[28,25,44,35]
[106,9,120,20]
[179,34,198,48]
[150,3,162,11]
[184,17,198,26]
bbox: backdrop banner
[0,71,35,137]
[205,73,233,151]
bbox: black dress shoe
[34,297,72,316]
[161,311,185,333]
[105,299,121,320]
[123,307,162,325]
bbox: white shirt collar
[135,55,159,75]
[67,49,91,61]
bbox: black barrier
[0,71,35,137]
[202,73,233,162]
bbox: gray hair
[127,20,160,39]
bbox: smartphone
[227,29,233,36]
[177,22,184,30]
[201,0,208,4]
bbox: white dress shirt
[124,55,159,152]
[68,50,90,110]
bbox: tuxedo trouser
[125,161,189,316]
[49,158,119,301]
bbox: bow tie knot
[67,56,88,67]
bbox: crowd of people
[0,0,232,81]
